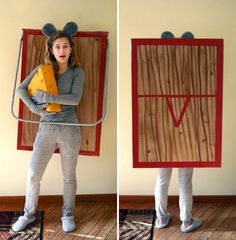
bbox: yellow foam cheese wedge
[28,64,61,112]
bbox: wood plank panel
[74,37,100,153]
[21,35,44,146]
[17,30,108,156]
[138,97,216,163]
[137,45,217,95]
[132,39,223,167]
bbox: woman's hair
[44,31,81,74]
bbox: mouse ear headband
[42,22,78,47]
[161,31,194,39]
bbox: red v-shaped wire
[165,96,191,128]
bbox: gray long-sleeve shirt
[17,65,85,123]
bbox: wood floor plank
[78,204,113,238]
[120,201,236,240]
[175,203,221,240]
[0,198,117,240]
[104,225,117,240]
[49,203,93,239]
[98,216,117,239]
[86,204,116,239]
[197,204,235,240]
[65,203,116,240]
[205,205,236,240]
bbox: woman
[12,22,84,233]
[155,168,202,233]
[155,31,202,233]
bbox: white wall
[119,0,236,195]
[0,0,116,195]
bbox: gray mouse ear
[161,31,175,39]
[181,31,194,39]
[63,22,78,37]
[42,23,57,38]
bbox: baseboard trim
[120,195,236,206]
[0,194,117,204]
[2,194,234,206]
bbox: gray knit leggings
[155,168,193,222]
[24,124,81,218]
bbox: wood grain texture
[137,45,217,95]
[119,197,236,240]
[0,196,117,239]
[22,35,44,147]
[19,34,105,155]
[135,43,219,165]
[138,97,216,162]
[74,37,101,152]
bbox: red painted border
[93,34,108,156]
[165,96,191,128]
[17,29,108,156]
[22,29,108,38]
[214,38,224,168]
[17,31,28,151]
[132,38,223,168]
[132,38,223,46]
[132,40,139,168]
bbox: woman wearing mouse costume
[155,31,202,233]
[12,22,84,233]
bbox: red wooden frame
[132,38,224,168]
[17,29,108,156]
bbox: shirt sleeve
[51,68,85,105]
[16,65,41,108]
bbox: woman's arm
[16,65,41,109]
[34,68,85,106]
[17,65,48,115]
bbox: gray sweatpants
[24,124,81,218]
[155,168,193,222]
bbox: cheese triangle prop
[28,64,61,112]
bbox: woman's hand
[31,90,52,104]
[29,102,55,116]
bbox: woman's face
[51,37,72,65]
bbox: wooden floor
[2,197,236,239]
[0,197,117,239]
[120,201,236,240]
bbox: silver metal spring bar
[11,36,109,126]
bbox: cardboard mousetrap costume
[13,22,108,156]
[131,32,223,168]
